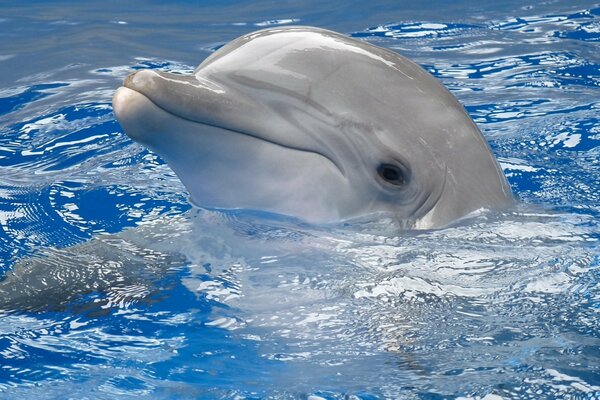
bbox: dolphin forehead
[198,27,426,84]
[194,28,478,160]
[197,28,436,115]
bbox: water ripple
[352,22,481,39]
[491,8,600,43]
[0,59,192,274]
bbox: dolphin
[112,26,512,229]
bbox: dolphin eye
[377,163,405,186]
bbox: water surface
[0,1,599,398]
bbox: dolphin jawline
[115,84,344,175]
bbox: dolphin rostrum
[113,26,512,229]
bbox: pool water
[1,1,599,398]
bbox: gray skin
[113,26,513,229]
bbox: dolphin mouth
[116,84,222,131]
[114,71,345,175]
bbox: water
[1,0,599,398]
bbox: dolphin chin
[112,26,513,229]
[113,87,151,142]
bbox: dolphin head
[113,27,512,229]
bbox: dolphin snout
[123,70,136,87]
[123,69,160,94]
[119,69,254,130]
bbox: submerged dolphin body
[113,26,512,229]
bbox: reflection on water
[0,1,599,398]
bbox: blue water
[1,1,599,398]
